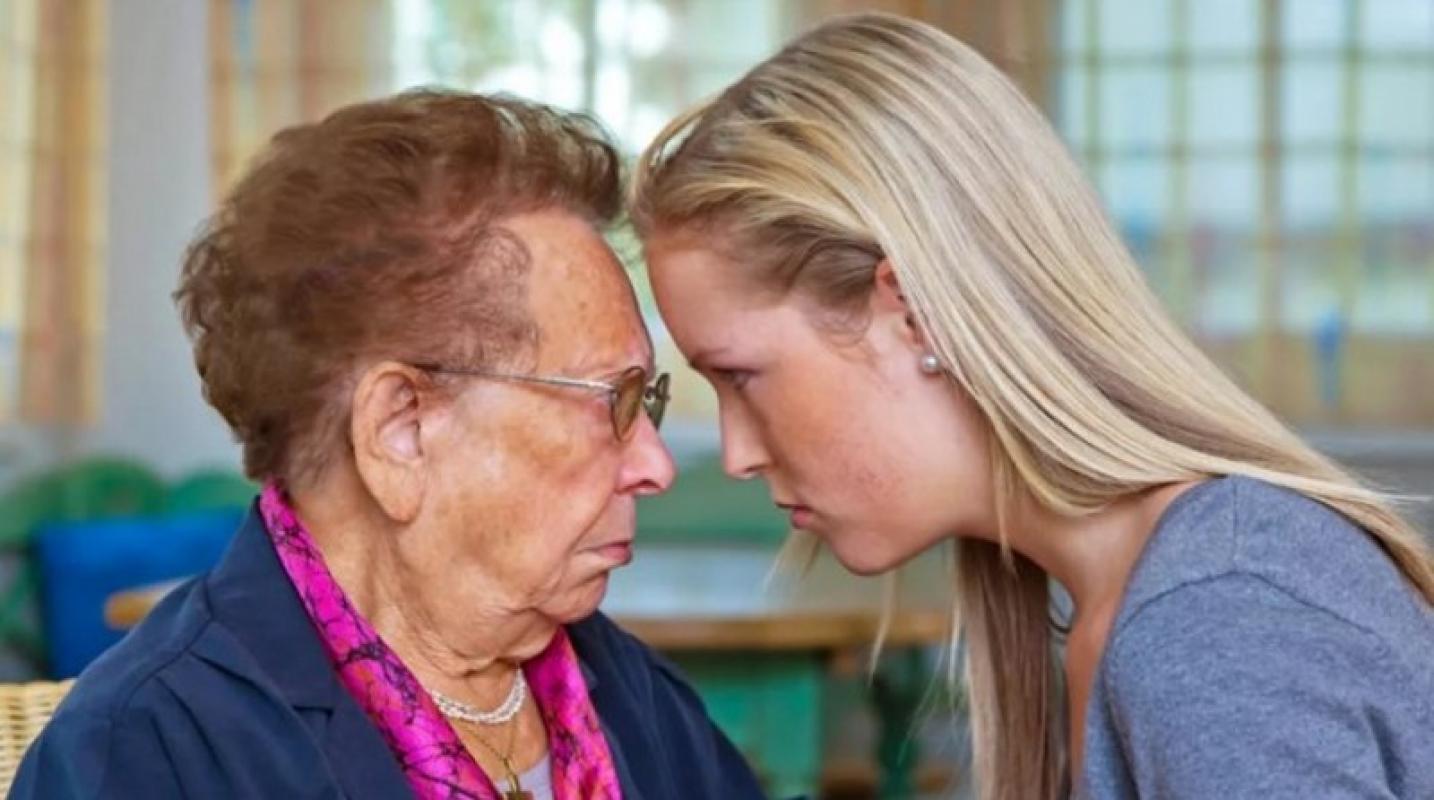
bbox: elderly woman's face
[417,209,675,628]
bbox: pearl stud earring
[919,353,942,375]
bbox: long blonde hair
[630,13,1434,800]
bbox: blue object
[1313,308,1345,410]
[0,457,167,671]
[12,508,777,799]
[33,508,245,677]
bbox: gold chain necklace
[460,716,532,800]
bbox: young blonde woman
[630,13,1434,800]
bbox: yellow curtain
[0,0,107,425]
[209,0,394,198]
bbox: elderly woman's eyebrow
[591,361,657,385]
[573,343,656,379]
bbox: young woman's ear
[871,257,928,350]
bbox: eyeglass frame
[407,361,671,441]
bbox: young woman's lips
[779,504,814,529]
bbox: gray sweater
[1078,476,1434,799]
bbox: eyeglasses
[410,362,670,441]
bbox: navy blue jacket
[12,508,769,799]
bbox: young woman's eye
[711,368,752,389]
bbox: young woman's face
[645,234,996,575]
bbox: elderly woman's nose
[621,416,676,496]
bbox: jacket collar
[199,504,344,709]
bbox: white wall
[83,0,237,479]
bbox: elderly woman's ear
[350,361,430,523]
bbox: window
[1057,0,1434,426]
[392,0,784,155]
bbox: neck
[286,468,546,705]
[996,480,1200,783]
[1002,481,1199,623]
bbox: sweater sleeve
[1104,572,1398,800]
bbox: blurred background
[1,1,1431,797]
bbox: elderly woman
[13,91,767,800]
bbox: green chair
[166,470,257,513]
[870,648,939,798]
[0,458,166,672]
[0,474,65,668]
[51,459,167,522]
[673,652,824,798]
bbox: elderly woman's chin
[543,527,637,618]
[542,560,627,624]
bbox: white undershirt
[515,753,553,800]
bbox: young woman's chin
[823,525,937,577]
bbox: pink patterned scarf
[259,484,623,800]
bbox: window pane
[1190,62,1259,147]
[1351,262,1432,334]
[1098,0,1171,56]
[1283,153,1342,228]
[1280,252,1344,333]
[1100,66,1171,150]
[1193,231,1260,335]
[1190,155,1259,229]
[1061,0,1091,56]
[676,0,780,63]
[1058,66,1089,149]
[1189,0,1258,54]
[1361,0,1434,50]
[1360,156,1434,222]
[1283,60,1343,144]
[593,61,634,138]
[1100,156,1170,228]
[1347,278,1428,334]
[1282,0,1347,50]
[1359,64,1434,149]
[408,1,591,108]
[597,0,677,60]
[1356,283,1433,335]
[627,100,675,153]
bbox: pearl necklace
[430,671,528,726]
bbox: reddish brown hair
[175,89,622,483]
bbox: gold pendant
[501,766,532,800]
